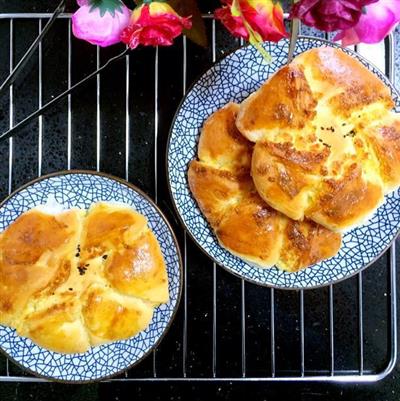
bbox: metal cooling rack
[0,13,397,383]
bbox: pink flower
[215,0,289,42]
[72,0,131,47]
[120,2,192,49]
[334,0,400,45]
[290,0,378,31]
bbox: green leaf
[169,0,208,47]
[89,0,123,17]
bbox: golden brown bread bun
[80,202,168,305]
[0,208,84,328]
[236,47,400,231]
[188,103,342,272]
[0,202,168,353]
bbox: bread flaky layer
[0,202,168,353]
[188,103,342,272]
[235,47,400,231]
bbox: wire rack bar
[358,273,364,374]
[0,12,292,19]
[123,42,131,380]
[211,18,217,380]
[67,19,72,170]
[241,279,246,378]
[38,18,43,177]
[270,288,276,377]
[299,290,305,377]
[96,46,101,172]
[182,34,188,379]
[8,18,13,197]
[239,34,247,380]
[125,46,130,182]
[5,17,14,379]
[152,44,160,379]
[329,285,335,375]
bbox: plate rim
[166,36,400,290]
[0,169,183,383]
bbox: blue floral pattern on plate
[0,171,182,382]
[167,37,400,289]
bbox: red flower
[215,3,248,39]
[290,0,379,32]
[215,0,288,42]
[120,2,192,49]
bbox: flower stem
[249,35,272,63]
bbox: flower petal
[335,0,400,45]
[121,3,191,49]
[215,5,249,39]
[217,0,288,42]
[72,3,131,47]
[333,27,360,45]
[290,0,379,32]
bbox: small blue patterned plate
[0,171,182,382]
[167,37,400,289]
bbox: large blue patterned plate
[167,37,400,289]
[0,171,182,382]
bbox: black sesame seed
[343,129,356,138]
[75,253,80,257]
[102,255,108,260]
[69,288,73,291]
[77,265,87,275]
[85,264,90,267]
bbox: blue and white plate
[167,37,400,289]
[0,171,182,382]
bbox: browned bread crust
[236,47,400,231]
[0,203,168,353]
[188,103,341,272]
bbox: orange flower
[215,0,288,42]
[121,2,192,49]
